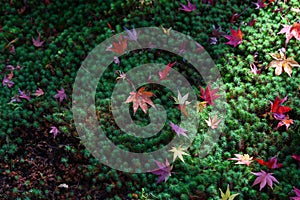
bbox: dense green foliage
[0,0,299,199]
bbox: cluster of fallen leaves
[104,1,300,197]
[117,62,222,183]
[2,63,66,138]
[229,153,300,196]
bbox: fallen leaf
[276,117,293,130]
[251,170,279,191]
[162,26,172,36]
[169,145,189,162]
[32,31,44,47]
[158,62,176,80]
[54,88,67,103]
[255,156,283,169]
[224,27,243,47]
[229,154,253,166]
[125,87,156,114]
[34,88,44,97]
[278,22,300,44]
[205,114,221,129]
[199,84,220,106]
[219,185,239,200]
[267,48,300,77]
[170,121,188,138]
[106,35,128,54]
[151,159,173,183]
[269,95,291,120]
[179,0,196,12]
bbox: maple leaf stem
[126,78,136,91]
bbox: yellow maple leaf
[219,185,239,200]
[267,48,300,77]
[169,145,189,163]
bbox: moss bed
[0,0,300,199]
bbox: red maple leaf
[270,96,291,120]
[125,87,156,115]
[292,154,300,162]
[224,27,243,47]
[278,22,300,45]
[255,156,283,169]
[106,35,128,55]
[158,62,176,80]
[199,84,220,106]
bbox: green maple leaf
[219,185,239,200]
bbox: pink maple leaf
[229,154,253,166]
[251,170,279,191]
[50,126,59,138]
[34,88,44,97]
[179,0,196,12]
[278,22,300,45]
[150,159,173,183]
[32,31,44,47]
[54,88,67,103]
[224,27,243,47]
[250,63,261,74]
[170,121,188,138]
[291,186,300,200]
[292,154,300,162]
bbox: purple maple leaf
[251,170,279,191]
[252,0,266,9]
[291,186,300,200]
[54,88,67,103]
[18,88,31,101]
[170,121,188,138]
[123,26,139,42]
[32,31,44,47]
[2,75,14,88]
[179,0,196,12]
[9,95,21,103]
[151,159,173,183]
[50,126,59,138]
[199,84,220,106]
[212,25,225,38]
[210,37,218,45]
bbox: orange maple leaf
[125,87,156,114]
[107,35,128,55]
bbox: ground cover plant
[0,0,300,199]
